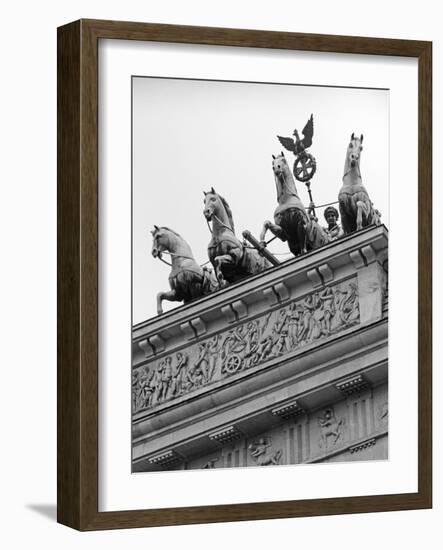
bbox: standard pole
[242,230,280,266]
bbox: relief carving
[378,402,388,427]
[133,279,360,413]
[248,438,282,466]
[202,458,219,469]
[318,407,345,449]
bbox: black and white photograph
[1,0,437,542]
[131,76,389,472]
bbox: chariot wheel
[293,153,317,182]
[223,353,243,375]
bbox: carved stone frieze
[132,279,360,413]
[248,437,282,466]
[378,402,388,427]
[318,407,345,449]
[202,457,220,469]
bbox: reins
[207,213,277,250]
[207,213,234,234]
[156,196,340,270]
[157,251,211,268]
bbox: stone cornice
[132,319,388,460]
[335,374,371,396]
[307,430,387,463]
[131,226,389,471]
[133,225,388,354]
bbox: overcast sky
[132,77,389,323]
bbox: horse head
[203,187,235,232]
[345,133,364,172]
[151,226,178,258]
[271,151,298,202]
[272,152,291,179]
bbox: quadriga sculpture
[203,188,270,287]
[260,152,329,256]
[338,133,381,234]
[151,226,218,314]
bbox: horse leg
[214,254,233,288]
[156,289,179,315]
[356,202,363,230]
[260,221,284,246]
[289,217,308,255]
[356,201,370,230]
[339,206,354,235]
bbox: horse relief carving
[202,457,219,469]
[249,438,282,466]
[133,279,360,413]
[338,134,382,234]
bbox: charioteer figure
[323,206,344,241]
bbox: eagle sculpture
[277,114,314,156]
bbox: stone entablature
[131,225,388,471]
[132,226,387,415]
[133,226,387,364]
[133,278,359,412]
[133,379,388,471]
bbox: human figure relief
[318,286,335,335]
[151,362,164,406]
[287,302,303,347]
[298,294,318,342]
[170,352,188,397]
[318,407,345,449]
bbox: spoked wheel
[293,153,317,182]
[223,353,243,375]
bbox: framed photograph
[57,19,432,530]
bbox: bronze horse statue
[151,226,218,314]
[338,133,381,234]
[260,152,329,256]
[203,188,270,287]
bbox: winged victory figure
[277,113,314,156]
[277,114,317,183]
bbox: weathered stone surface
[133,382,388,471]
[132,278,359,413]
[132,226,388,471]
